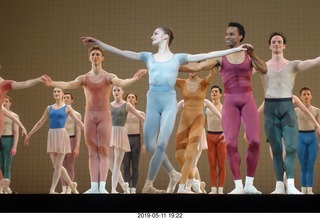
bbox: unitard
[141,52,187,181]
[219,52,260,180]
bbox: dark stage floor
[0,194,319,213]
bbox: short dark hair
[228,22,245,42]
[211,85,222,94]
[88,46,105,56]
[299,87,312,95]
[268,32,287,45]
[63,92,74,100]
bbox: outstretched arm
[11,76,43,90]
[2,107,27,137]
[179,59,219,72]
[296,56,320,72]
[186,44,246,63]
[81,37,141,60]
[111,69,147,88]
[42,74,82,90]
[24,107,49,146]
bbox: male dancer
[180,22,267,194]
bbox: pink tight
[84,110,111,182]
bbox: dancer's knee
[99,146,109,156]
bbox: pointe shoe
[167,171,181,193]
[2,179,12,194]
[244,185,262,194]
[111,189,119,194]
[122,182,130,194]
[142,183,166,194]
[60,186,68,194]
[190,179,202,193]
[70,182,79,194]
[200,181,206,194]
[66,186,72,194]
[49,189,59,194]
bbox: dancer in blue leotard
[81,27,247,193]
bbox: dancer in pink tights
[180,22,267,194]
[42,46,146,193]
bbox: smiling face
[211,87,222,101]
[225,26,242,48]
[269,35,286,55]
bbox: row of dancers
[1,21,320,194]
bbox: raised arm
[11,76,43,90]
[293,95,320,137]
[81,37,141,60]
[186,45,246,63]
[42,74,83,90]
[203,68,216,84]
[24,106,49,145]
[204,99,222,120]
[2,107,27,137]
[243,44,267,74]
[111,69,147,88]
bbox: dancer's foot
[244,185,262,194]
[142,183,166,194]
[167,171,181,193]
[228,187,245,194]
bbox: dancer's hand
[80,37,99,46]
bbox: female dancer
[24,87,84,194]
[81,27,246,193]
[109,86,145,194]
